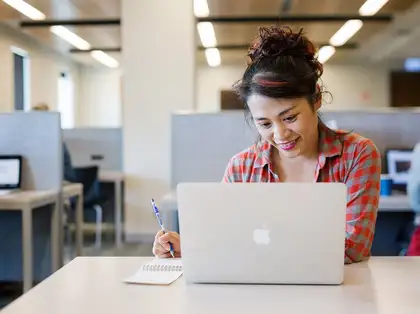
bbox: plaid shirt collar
[254,122,343,169]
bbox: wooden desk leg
[75,192,84,255]
[115,180,122,247]
[22,206,33,293]
[51,199,60,271]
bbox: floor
[0,235,153,310]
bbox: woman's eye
[284,115,297,123]
[259,122,272,129]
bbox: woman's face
[247,95,320,159]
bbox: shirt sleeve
[344,139,381,264]
[222,158,234,183]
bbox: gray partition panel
[171,111,256,187]
[171,110,420,187]
[0,112,63,190]
[63,128,122,171]
[0,111,62,282]
[320,110,420,153]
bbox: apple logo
[253,224,270,245]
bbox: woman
[153,26,381,263]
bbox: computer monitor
[385,149,413,190]
[0,155,22,190]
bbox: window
[57,72,75,128]
[11,47,30,111]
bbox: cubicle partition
[320,110,420,153]
[171,109,420,187]
[0,112,63,282]
[63,128,122,171]
[171,111,255,188]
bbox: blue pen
[151,199,175,258]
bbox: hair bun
[248,26,316,63]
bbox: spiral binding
[142,264,183,272]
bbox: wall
[197,65,245,112]
[196,63,391,112]
[321,64,390,110]
[122,0,195,240]
[77,66,122,127]
[70,62,391,128]
[0,23,80,115]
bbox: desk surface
[62,183,83,199]
[0,190,58,210]
[378,194,411,211]
[3,257,420,314]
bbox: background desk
[62,183,83,256]
[3,256,420,314]
[378,194,411,212]
[0,190,60,293]
[99,170,124,247]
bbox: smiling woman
[153,25,382,264]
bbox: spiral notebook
[123,259,183,285]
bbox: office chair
[71,165,105,249]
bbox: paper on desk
[123,259,183,285]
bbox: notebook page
[123,259,183,285]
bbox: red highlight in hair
[256,79,288,87]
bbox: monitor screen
[386,150,413,185]
[0,157,21,189]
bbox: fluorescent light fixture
[50,26,91,50]
[205,48,221,67]
[317,45,336,64]
[329,19,363,47]
[90,50,119,68]
[3,0,46,20]
[194,0,209,17]
[197,22,217,48]
[359,0,389,16]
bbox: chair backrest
[73,166,100,204]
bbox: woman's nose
[273,123,290,141]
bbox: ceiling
[0,0,420,67]
[0,0,121,66]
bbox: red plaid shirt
[222,123,381,264]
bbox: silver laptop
[177,182,347,285]
[0,155,22,195]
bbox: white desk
[2,256,420,313]
[0,190,60,293]
[99,170,124,247]
[62,183,84,256]
[378,194,411,212]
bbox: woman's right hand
[153,230,182,258]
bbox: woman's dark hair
[233,26,329,122]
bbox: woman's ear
[314,98,322,111]
[314,84,322,111]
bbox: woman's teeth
[277,138,298,151]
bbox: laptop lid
[177,182,347,285]
[0,155,22,190]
